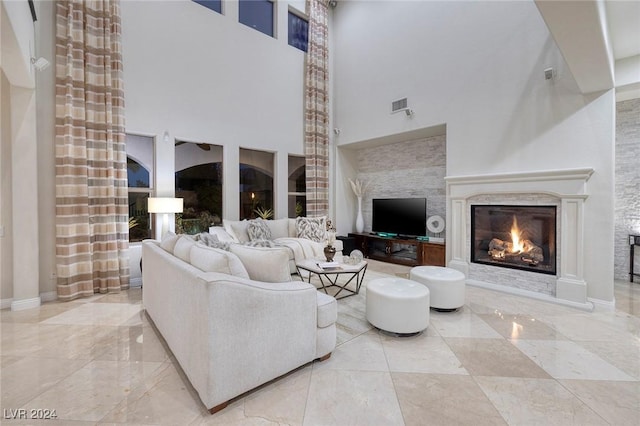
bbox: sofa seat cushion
[190,243,250,278]
[229,244,292,283]
[316,292,337,328]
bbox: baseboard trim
[10,296,42,311]
[2,291,57,310]
[40,291,57,303]
[588,296,616,311]
[1,298,12,310]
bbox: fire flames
[510,216,523,253]
[487,215,544,266]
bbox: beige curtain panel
[304,0,330,218]
[55,0,129,301]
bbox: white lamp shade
[148,197,183,214]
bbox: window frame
[126,133,156,244]
[288,154,306,218]
[287,7,309,52]
[239,0,276,38]
[192,0,223,15]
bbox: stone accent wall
[356,135,446,237]
[467,194,560,296]
[615,99,640,280]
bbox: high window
[126,134,154,242]
[239,0,274,37]
[288,155,306,217]
[240,148,274,220]
[192,0,222,14]
[288,11,308,52]
[175,141,223,234]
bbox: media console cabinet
[348,233,445,267]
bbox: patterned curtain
[55,0,129,301]
[304,0,330,217]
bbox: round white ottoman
[410,266,466,311]
[366,277,430,335]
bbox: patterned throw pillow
[296,216,327,243]
[197,232,231,251]
[247,218,272,241]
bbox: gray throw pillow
[198,232,231,251]
[247,218,272,241]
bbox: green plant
[128,217,139,229]
[254,206,274,220]
[295,201,304,217]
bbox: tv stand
[348,232,445,267]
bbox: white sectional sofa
[142,238,337,414]
[212,217,343,272]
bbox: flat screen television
[372,198,427,238]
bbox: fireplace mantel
[445,168,595,308]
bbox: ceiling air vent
[391,98,408,113]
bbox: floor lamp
[148,197,183,239]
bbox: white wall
[1,70,13,303]
[121,0,308,222]
[35,0,56,297]
[332,0,615,302]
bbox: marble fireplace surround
[445,168,595,310]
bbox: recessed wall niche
[354,134,446,237]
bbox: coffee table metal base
[296,262,367,300]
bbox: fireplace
[446,168,594,306]
[471,205,557,275]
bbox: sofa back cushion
[173,235,196,262]
[266,218,290,239]
[247,218,272,241]
[223,219,250,243]
[229,245,292,283]
[190,243,250,278]
[208,226,235,242]
[295,216,327,243]
[160,231,180,252]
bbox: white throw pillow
[190,243,231,274]
[160,231,180,252]
[223,219,250,243]
[229,245,292,283]
[173,235,196,263]
[208,226,235,242]
[190,244,250,279]
[296,216,327,243]
[266,218,290,239]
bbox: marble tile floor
[1,260,639,425]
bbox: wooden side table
[630,234,640,283]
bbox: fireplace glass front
[471,205,556,275]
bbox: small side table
[630,234,640,283]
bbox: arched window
[126,134,154,242]
[175,141,224,234]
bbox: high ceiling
[605,0,640,61]
[536,0,640,100]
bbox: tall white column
[447,198,469,276]
[556,197,588,303]
[10,85,41,311]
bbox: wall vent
[391,98,408,113]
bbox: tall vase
[356,196,364,233]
